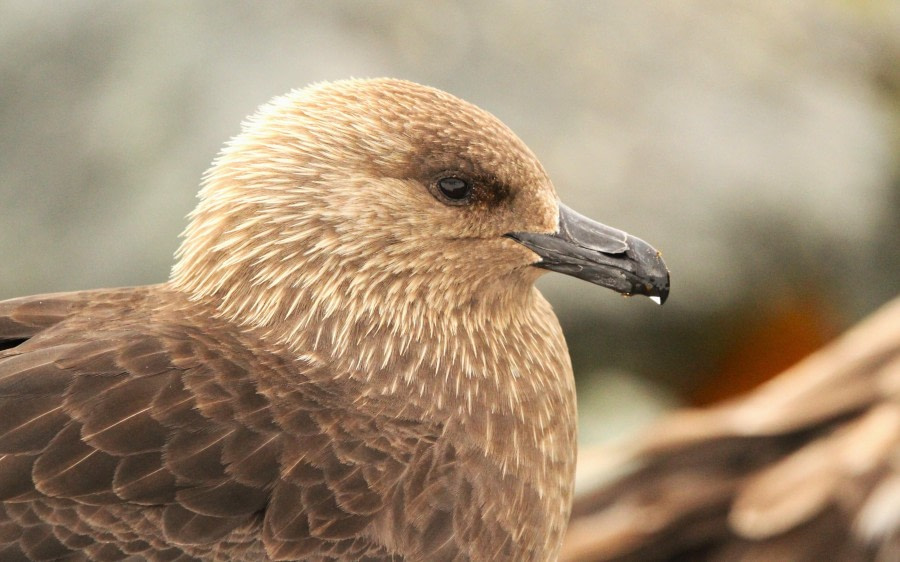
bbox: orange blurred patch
[690,294,839,406]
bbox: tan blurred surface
[565,295,900,561]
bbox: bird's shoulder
[0,287,455,560]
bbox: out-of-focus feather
[565,296,900,561]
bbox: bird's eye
[437,177,471,201]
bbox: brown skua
[0,78,668,561]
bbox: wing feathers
[0,396,68,453]
[0,455,39,501]
[0,288,458,559]
[0,294,79,343]
[0,349,75,395]
[221,428,281,486]
[166,429,232,482]
[264,480,311,541]
[73,376,168,455]
[175,481,268,517]
[112,453,176,504]
[32,423,120,499]
[20,525,73,561]
[149,374,206,428]
[161,504,245,545]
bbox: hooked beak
[506,203,670,304]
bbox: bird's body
[0,79,668,560]
[0,284,570,560]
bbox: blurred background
[2,1,898,456]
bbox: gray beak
[506,203,670,304]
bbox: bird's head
[171,79,668,341]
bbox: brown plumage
[563,296,900,562]
[0,79,668,561]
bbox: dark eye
[437,177,471,201]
